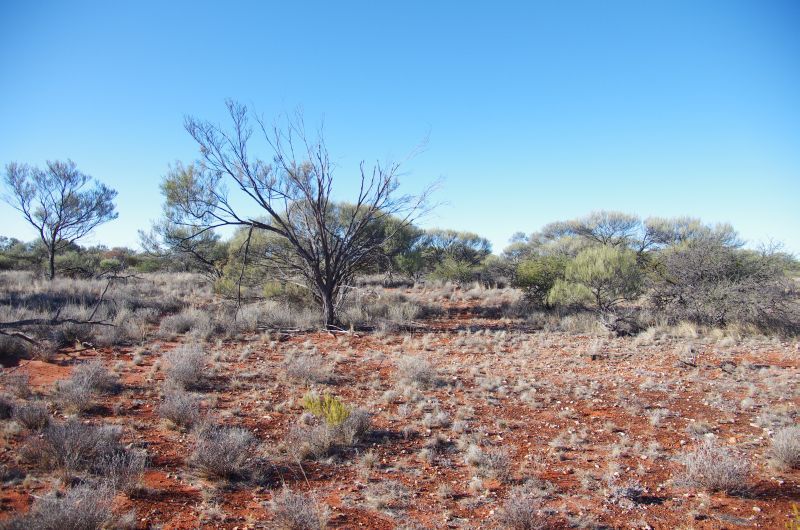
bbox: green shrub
[302,392,350,427]
[548,246,643,311]
[430,257,477,285]
[512,256,567,307]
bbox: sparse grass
[495,483,550,530]
[394,355,437,389]
[465,444,512,482]
[0,482,113,530]
[284,352,332,384]
[158,388,202,429]
[13,400,50,430]
[271,487,329,530]
[54,359,120,413]
[681,439,750,494]
[21,420,123,474]
[769,426,800,469]
[189,425,257,480]
[163,344,206,389]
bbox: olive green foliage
[302,392,350,426]
[0,236,146,278]
[548,246,643,311]
[512,256,567,307]
[420,229,492,284]
[431,257,477,284]
[140,165,230,279]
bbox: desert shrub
[769,426,800,469]
[69,360,120,394]
[163,344,206,388]
[0,396,12,419]
[98,449,148,492]
[271,487,329,530]
[338,407,371,444]
[394,355,437,389]
[649,240,798,332]
[53,360,119,413]
[0,483,113,530]
[3,374,31,399]
[548,246,643,312]
[13,400,50,430]
[340,292,423,331]
[681,439,750,493]
[158,388,202,429]
[302,392,350,426]
[465,444,512,481]
[158,307,213,340]
[430,257,478,285]
[190,425,257,480]
[0,334,31,361]
[291,396,371,458]
[284,352,331,384]
[364,480,411,510]
[287,422,336,460]
[258,300,321,330]
[495,483,549,530]
[22,420,122,474]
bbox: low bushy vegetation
[288,395,371,460]
[681,439,751,494]
[495,483,550,530]
[163,344,207,389]
[158,387,202,429]
[189,425,257,480]
[0,482,114,530]
[770,426,800,469]
[13,400,50,430]
[271,487,329,530]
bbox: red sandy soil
[1,295,799,529]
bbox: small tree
[548,246,643,312]
[3,160,117,279]
[163,101,431,327]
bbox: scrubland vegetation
[0,105,798,528]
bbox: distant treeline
[3,210,798,335]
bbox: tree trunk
[48,247,56,280]
[320,288,337,329]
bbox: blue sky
[1,1,798,254]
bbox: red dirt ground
[1,293,799,529]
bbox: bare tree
[3,160,118,279]
[164,101,432,327]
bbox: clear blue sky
[1,0,798,254]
